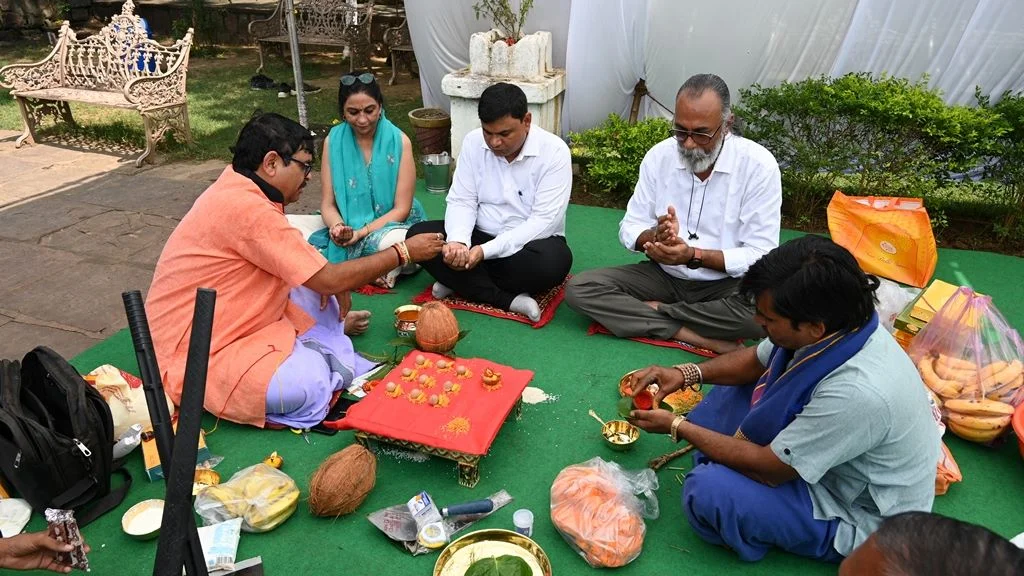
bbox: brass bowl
[602,420,639,451]
[434,529,552,576]
[394,304,422,338]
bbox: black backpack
[0,346,131,527]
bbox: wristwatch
[686,247,703,269]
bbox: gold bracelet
[670,415,686,443]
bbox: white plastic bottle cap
[512,509,534,537]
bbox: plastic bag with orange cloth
[935,442,962,495]
[826,191,937,288]
[908,287,1024,443]
[550,457,659,568]
[922,393,962,495]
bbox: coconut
[308,445,377,517]
[415,302,460,353]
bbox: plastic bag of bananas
[908,286,1023,444]
[194,463,300,532]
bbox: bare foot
[670,325,746,355]
[703,339,746,355]
[344,310,371,336]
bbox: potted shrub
[473,0,534,45]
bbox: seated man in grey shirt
[626,236,940,562]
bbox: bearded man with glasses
[566,74,782,354]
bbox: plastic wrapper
[112,423,143,460]
[198,518,242,571]
[549,457,658,568]
[45,508,89,572]
[909,287,1023,443]
[935,441,962,496]
[875,278,919,332]
[367,490,513,556]
[84,364,175,439]
[194,463,299,533]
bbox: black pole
[122,291,175,467]
[155,288,215,576]
[121,291,207,576]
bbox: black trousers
[407,220,573,310]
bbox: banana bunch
[195,463,300,532]
[944,398,1015,443]
[979,359,1024,402]
[918,354,1023,404]
[916,353,1021,443]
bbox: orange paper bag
[827,191,937,288]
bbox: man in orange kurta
[146,113,444,427]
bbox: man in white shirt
[565,74,781,353]
[407,83,573,321]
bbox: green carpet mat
[18,185,1024,575]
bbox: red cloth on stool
[329,352,532,456]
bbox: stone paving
[0,129,322,360]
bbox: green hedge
[569,114,671,204]
[983,90,1024,241]
[571,74,1023,246]
[734,74,1007,220]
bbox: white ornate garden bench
[0,0,194,167]
[248,0,373,74]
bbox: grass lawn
[0,43,424,163]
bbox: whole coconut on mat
[308,444,377,517]
[415,301,460,353]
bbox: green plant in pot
[473,0,535,45]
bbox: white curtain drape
[831,0,1024,104]
[405,0,1024,134]
[563,0,648,133]
[643,0,858,120]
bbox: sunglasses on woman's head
[341,72,375,86]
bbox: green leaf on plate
[464,555,532,576]
[617,396,634,418]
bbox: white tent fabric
[830,0,1024,104]
[406,0,1024,135]
[563,0,650,133]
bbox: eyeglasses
[670,123,724,146]
[341,72,375,86]
[284,155,313,177]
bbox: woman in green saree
[315,71,426,287]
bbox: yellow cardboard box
[911,279,960,323]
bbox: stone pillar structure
[441,30,566,160]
